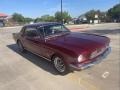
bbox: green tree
[107,4,120,22]
[34,15,55,23]
[85,10,96,21]
[34,18,42,23]
[24,17,34,23]
[85,10,107,22]
[55,11,71,23]
[12,13,25,23]
[41,15,55,22]
[97,11,107,22]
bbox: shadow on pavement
[82,29,120,35]
[7,44,60,75]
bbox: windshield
[43,24,70,37]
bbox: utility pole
[61,0,63,24]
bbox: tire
[52,56,69,75]
[17,41,25,53]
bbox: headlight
[78,55,84,62]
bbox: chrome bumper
[70,47,111,70]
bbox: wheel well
[17,40,22,45]
[51,53,64,61]
[51,54,57,61]
[17,39,20,44]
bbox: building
[73,15,88,24]
[78,15,88,24]
[93,14,100,24]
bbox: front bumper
[69,47,111,70]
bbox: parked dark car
[13,22,111,74]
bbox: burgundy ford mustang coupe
[13,22,111,74]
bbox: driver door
[22,26,41,54]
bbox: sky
[0,0,119,18]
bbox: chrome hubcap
[54,57,66,73]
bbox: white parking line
[102,71,110,78]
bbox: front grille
[90,46,108,59]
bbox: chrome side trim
[24,48,51,62]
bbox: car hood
[47,32,110,56]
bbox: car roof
[24,22,61,27]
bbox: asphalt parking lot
[0,23,120,90]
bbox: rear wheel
[52,56,69,75]
[17,41,25,52]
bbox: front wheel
[52,56,69,75]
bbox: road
[0,23,120,90]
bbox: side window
[24,27,38,37]
[44,26,53,36]
[38,27,44,36]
